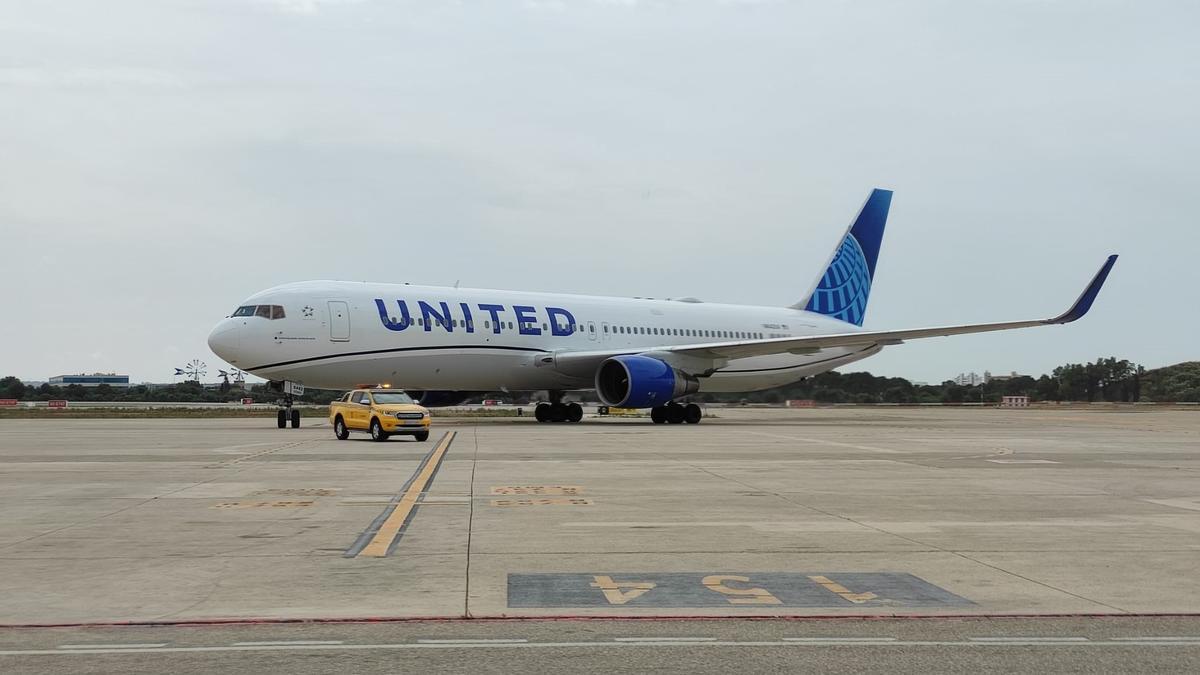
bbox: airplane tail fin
[792,188,893,326]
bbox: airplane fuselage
[207,281,881,393]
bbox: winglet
[1047,255,1118,324]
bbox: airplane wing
[546,255,1117,376]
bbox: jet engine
[595,355,699,409]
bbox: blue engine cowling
[595,355,699,408]
[408,391,473,407]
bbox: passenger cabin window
[351,392,366,405]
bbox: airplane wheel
[566,402,583,423]
[535,402,550,423]
[650,406,667,424]
[334,417,349,440]
[666,404,685,424]
[684,404,702,424]
[291,409,301,428]
[277,410,287,428]
[549,402,567,422]
[370,419,389,442]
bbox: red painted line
[2,613,1199,630]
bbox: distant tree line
[0,379,343,405]
[1,358,1197,405]
[694,358,1198,404]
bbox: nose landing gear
[269,381,304,429]
[275,400,301,429]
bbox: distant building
[985,371,1026,383]
[49,373,130,388]
[952,371,1027,386]
[953,372,986,386]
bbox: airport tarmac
[1,407,1198,668]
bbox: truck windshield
[372,392,415,404]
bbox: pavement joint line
[969,636,1089,642]
[784,637,898,642]
[342,431,456,558]
[5,612,1200,629]
[613,637,717,642]
[233,641,344,646]
[7,639,1200,657]
[1112,636,1200,641]
[57,643,167,649]
[420,634,528,638]
[744,430,902,454]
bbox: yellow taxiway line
[357,431,456,558]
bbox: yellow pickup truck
[329,389,431,442]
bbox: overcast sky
[2,0,1196,385]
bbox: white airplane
[208,189,1117,425]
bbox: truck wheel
[370,418,389,442]
[334,416,350,440]
[414,430,430,442]
[291,409,301,428]
[277,410,287,428]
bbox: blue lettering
[478,303,505,334]
[418,300,453,332]
[514,305,542,335]
[374,298,412,331]
[459,303,475,333]
[546,307,576,336]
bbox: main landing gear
[534,391,584,423]
[650,402,703,425]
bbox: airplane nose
[207,321,241,363]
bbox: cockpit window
[233,304,287,319]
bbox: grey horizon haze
[1,1,1196,385]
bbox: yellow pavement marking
[491,485,582,496]
[491,498,593,507]
[590,576,656,605]
[808,575,878,603]
[357,431,456,558]
[701,575,783,605]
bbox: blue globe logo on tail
[795,188,891,326]
[804,234,872,326]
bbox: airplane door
[587,321,597,342]
[328,301,351,342]
[601,321,610,343]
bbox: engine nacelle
[595,355,699,409]
[407,391,473,407]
